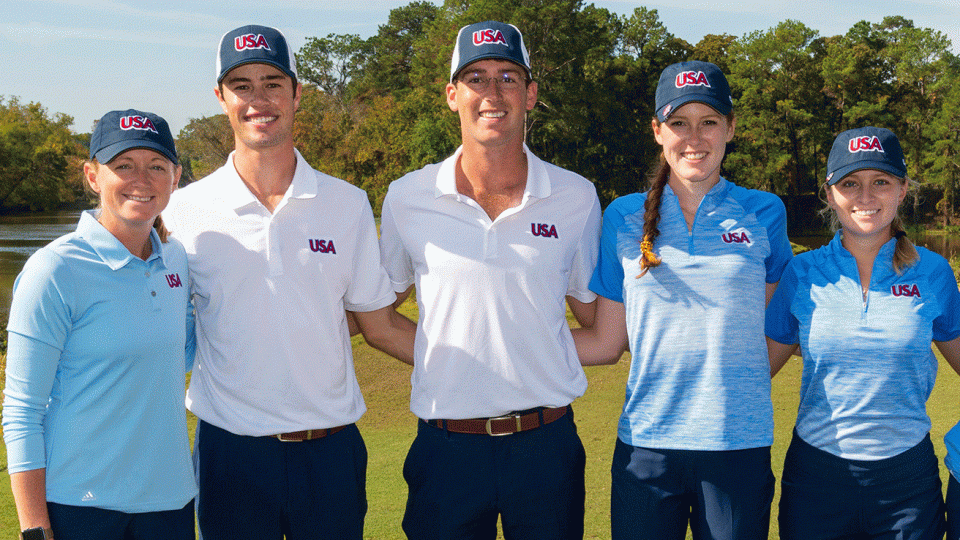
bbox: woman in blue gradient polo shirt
[2,110,196,540]
[767,127,960,540]
[574,61,792,540]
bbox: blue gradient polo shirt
[591,178,791,450]
[767,232,960,460]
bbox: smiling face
[826,169,908,241]
[216,62,301,152]
[652,102,735,190]
[85,148,180,237]
[446,59,537,150]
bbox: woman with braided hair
[572,60,792,540]
[767,127,960,539]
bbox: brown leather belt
[425,406,569,436]
[270,425,348,442]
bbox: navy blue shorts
[401,408,585,540]
[946,473,960,540]
[779,431,944,540]
[194,420,367,540]
[610,438,774,540]
[47,499,194,540]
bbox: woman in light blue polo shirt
[573,61,792,540]
[2,110,196,540]
[766,127,960,539]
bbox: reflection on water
[0,211,82,319]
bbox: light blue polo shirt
[591,178,791,450]
[767,232,960,460]
[2,210,197,512]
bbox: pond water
[0,211,83,319]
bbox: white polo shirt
[379,145,601,420]
[164,149,396,435]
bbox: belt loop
[538,408,545,427]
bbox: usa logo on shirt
[891,283,920,298]
[309,239,337,254]
[473,28,508,46]
[166,273,183,288]
[119,115,158,134]
[721,231,752,244]
[235,33,271,52]
[531,223,558,239]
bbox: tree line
[3,1,959,232]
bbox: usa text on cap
[655,61,732,122]
[450,21,531,82]
[825,127,906,185]
[217,25,298,83]
[90,109,178,166]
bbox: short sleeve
[344,197,396,312]
[589,199,629,303]
[379,187,415,292]
[566,191,601,302]
[931,255,960,342]
[757,194,792,284]
[765,257,801,345]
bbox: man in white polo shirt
[163,24,415,540]
[379,20,601,539]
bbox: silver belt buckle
[485,414,522,436]
[277,429,310,442]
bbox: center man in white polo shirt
[163,25,415,540]
[379,20,601,539]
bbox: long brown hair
[83,159,171,243]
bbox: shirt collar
[828,229,898,260]
[78,210,164,271]
[434,144,552,202]
[219,148,318,210]
[662,177,731,212]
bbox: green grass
[1,299,959,539]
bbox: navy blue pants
[402,409,585,539]
[946,473,960,540]
[47,500,194,540]
[779,431,944,540]
[194,420,367,540]
[610,439,774,540]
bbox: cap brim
[658,95,731,122]
[826,162,906,185]
[94,140,178,166]
[218,59,297,83]
[451,55,532,82]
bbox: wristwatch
[20,527,53,540]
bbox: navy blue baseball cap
[450,21,531,82]
[89,109,178,165]
[217,25,297,83]
[655,61,732,122]
[826,127,906,185]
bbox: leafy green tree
[726,20,825,199]
[928,55,960,225]
[0,97,85,211]
[297,33,370,114]
[359,1,441,98]
[176,114,233,182]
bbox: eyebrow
[463,67,524,76]
[223,73,288,85]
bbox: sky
[1,0,958,135]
